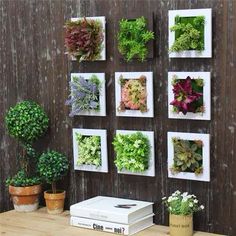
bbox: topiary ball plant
[117,16,154,62]
[38,150,69,194]
[5,100,49,144]
[5,100,49,187]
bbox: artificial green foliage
[38,150,69,193]
[113,132,150,172]
[6,170,41,187]
[5,100,49,187]
[117,16,154,61]
[170,15,205,52]
[5,100,49,144]
[76,133,101,167]
[162,190,204,216]
[171,138,203,174]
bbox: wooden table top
[0,208,225,236]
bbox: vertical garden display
[72,128,108,173]
[113,130,155,177]
[168,132,210,182]
[65,16,106,62]
[66,73,106,117]
[168,72,211,120]
[115,72,154,117]
[169,9,212,58]
[117,16,154,61]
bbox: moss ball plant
[5,100,49,187]
[38,150,69,194]
[5,100,49,144]
[117,16,154,62]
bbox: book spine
[70,208,128,224]
[70,216,129,235]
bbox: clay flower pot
[9,185,41,212]
[169,214,193,236]
[44,190,66,214]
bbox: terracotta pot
[9,185,41,212]
[44,190,66,214]
[169,214,193,236]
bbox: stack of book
[70,196,154,235]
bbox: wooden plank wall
[0,0,235,235]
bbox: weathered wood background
[0,0,235,235]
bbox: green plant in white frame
[75,133,101,167]
[113,130,155,176]
[72,128,108,173]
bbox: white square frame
[70,16,106,61]
[167,132,210,182]
[115,130,155,177]
[115,72,154,117]
[169,9,212,58]
[73,128,108,173]
[168,72,211,120]
[70,73,106,116]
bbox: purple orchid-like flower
[170,76,203,115]
[89,101,98,109]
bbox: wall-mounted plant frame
[114,130,155,177]
[65,16,106,61]
[167,132,210,182]
[117,15,154,61]
[169,8,212,58]
[115,72,154,117]
[67,73,106,117]
[168,72,211,120]
[73,128,108,173]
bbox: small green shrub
[117,16,154,61]
[76,133,101,167]
[113,132,150,172]
[5,100,49,187]
[5,100,49,144]
[6,170,41,187]
[171,138,203,174]
[170,15,205,52]
[38,150,69,193]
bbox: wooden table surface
[0,208,225,236]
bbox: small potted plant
[162,190,204,236]
[117,16,154,61]
[64,17,105,62]
[38,150,69,214]
[5,100,49,212]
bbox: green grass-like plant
[76,133,102,167]
[113,132,150,172]
[170,15,205,52]
[38,150,69,194]
[117,16,154,61]
[171,138,203,175]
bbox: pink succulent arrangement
[119,75,147,112]
[170,76,204,115]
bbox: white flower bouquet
[162,190,204,215]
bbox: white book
[70,196,153,224]
[70,214,154,235]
